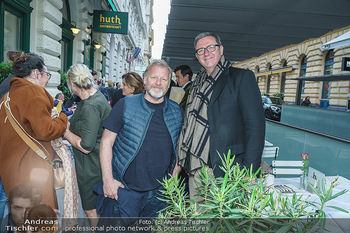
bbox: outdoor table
[272,176,350,232]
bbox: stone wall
[234,26,350,106]
[27,0,152,96]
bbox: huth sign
[341,57,350,71]
[93,10,128,34]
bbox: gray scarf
[178,56,229,174]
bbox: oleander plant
[157,150,349,233]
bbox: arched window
[266,64,272,94]
[300,56,307,94]
[322,50,334,99]
[280,61,287,93]
[256,67,260,84]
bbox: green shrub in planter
[0,61,13,85]
[57,71,71,102]
[158,150,348,232]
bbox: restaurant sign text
[93,10,128,34]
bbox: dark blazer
[179,81,192,110]
[109,88,124,107]
[207,66,265,177]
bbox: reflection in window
[322,50,334,99]
[300,56,307,94]
[4,11,21,60]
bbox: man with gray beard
[99,60,183,219]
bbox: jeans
[96,186,166,233]
[0,176,8,219]
[113,186,166,218]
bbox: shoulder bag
[4,92,65,189]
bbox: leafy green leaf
[326,206,350,213]
[276,223,293,233]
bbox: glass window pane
[322,50,334,99]
[322,81,332,99]
[324,65,333,75]
[4,11,21,60]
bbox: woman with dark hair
[121,72,145,96]
[301,96,311,106]
[0,51,67,210]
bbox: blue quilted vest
[112,93,183,189]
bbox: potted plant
[157,150,348,232]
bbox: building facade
[1,0,153,96]
[233,26,350,108]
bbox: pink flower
[301,153,309,160]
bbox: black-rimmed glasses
[196,44,221,55]
[40,70,52,80]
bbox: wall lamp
[70,21,80,35]
[92,40,102,49]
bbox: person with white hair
[63,64,111,227]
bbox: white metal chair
[272,160,304,176]
[262,146,279,160]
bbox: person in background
[106,79,122,107]
[301,96,311,106]
[63,64,111,227]
[107,80,115,89]
[91,69,110,103]
[54,92,75,117]
[97,79,110,103]
[91,70,98,84]
[0,74,15,99]
[165,79,177,99]
[0,177,7,219]
[0,51,67,210]
[174,65,193,110]
[64,94,81,109]
[99,60,183,219]
[177,32,265,200]
[121,72,145,97]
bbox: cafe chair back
[262,146,279,160]
[272,160,304,176]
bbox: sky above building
[151,0,170,60]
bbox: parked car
[262,96,283,121]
